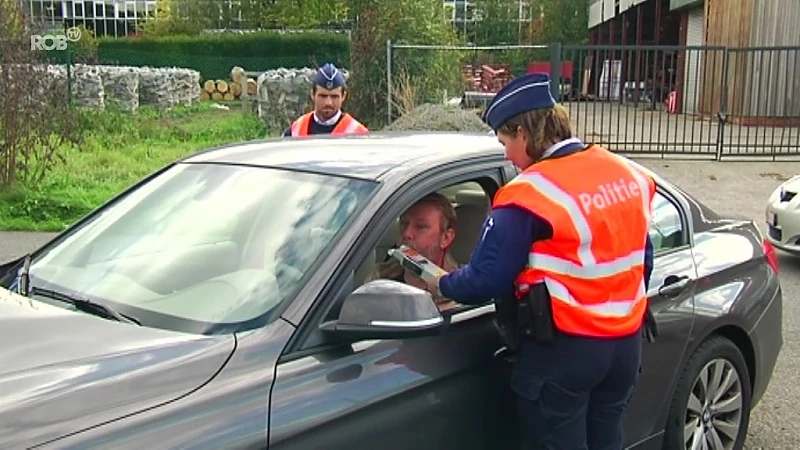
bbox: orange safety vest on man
[493,144,656,338]
[289,112,369,137]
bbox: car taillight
[763,239,780,274]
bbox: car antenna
[16,254,31,297]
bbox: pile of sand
[383,103,491,133]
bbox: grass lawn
[0,101,277,232]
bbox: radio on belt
[387,245,448,284]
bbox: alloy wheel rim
[684,358,743,450]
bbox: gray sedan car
[0,132,783,450]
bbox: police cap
[482,72,557,131]
[314,63,346,90]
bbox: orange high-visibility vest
[493,144,656,338]
[289,112,369,137]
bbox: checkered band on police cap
[482,73,557,131]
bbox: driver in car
[367,193,461,311]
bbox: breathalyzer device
[387,245,448,283]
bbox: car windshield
[20,163,377,335]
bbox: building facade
[586,0,800,122]
[25,0,158,36]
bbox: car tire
[662,335,752,450]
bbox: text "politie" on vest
[578,178,642,215]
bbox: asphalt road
[634,158,800,449]
[0,158,799,447]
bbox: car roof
[183,130,732,230]
[181,131,505,180]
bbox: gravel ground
[0,159,798,447]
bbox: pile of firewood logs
[199,66,257,101]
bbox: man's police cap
[482,72,557,130]
[314,63,346,90]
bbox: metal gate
[386,42,800,160]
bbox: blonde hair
[407,192,457,233]
[497,103,573,160]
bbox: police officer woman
[426,73,657,450]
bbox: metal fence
[387,42,800,160]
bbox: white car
[766,174,800,253]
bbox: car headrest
[354,248,377,286]
[379,218,399,249]
[451,201,489,264]
[456,190,490,209]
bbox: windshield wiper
[30,287,141,325]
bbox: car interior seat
[375,218,399,263]
[438,184,464,202]
[451,189,491,264]
[353,247,377,286]
[352,219,398,287]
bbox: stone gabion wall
[38,64,202,112]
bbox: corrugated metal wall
[683,6,705,113]
[742,0,800,118]
[699,0,754,116]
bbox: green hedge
[94,32,351,81]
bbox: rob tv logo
[30,27,81,51]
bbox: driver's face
[399,203,447,261]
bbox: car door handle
[658,275,692,297]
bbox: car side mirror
[0,256,24,285]
[319,279,444,340]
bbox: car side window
[354,180,496,312]
[649,192,685,253]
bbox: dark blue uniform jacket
[439,141,655,305]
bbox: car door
[622,187,698,448]
[267,163,518,450]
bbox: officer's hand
[424,275,444,298]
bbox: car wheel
[662,335,752,450]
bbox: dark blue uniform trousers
[511,328,642,450]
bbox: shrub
[95,32,351,81]
[71,25,100,63]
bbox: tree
[347,0,467,128]
[0,0,81,187]
[260,0,349,28]
[138,0,350,34]
[136,0,209,36]
[536,0,589,44]
[471,0,523,45]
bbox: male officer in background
[424,73,658,449]
[283,63,369,137]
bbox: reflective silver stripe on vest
[510,172,596,266]
[290,118,303,136]
[544,278,646,317]
[341,117,361,134]
[512,158,653,282]
[529,249,646,279]
[610,153,653,229]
